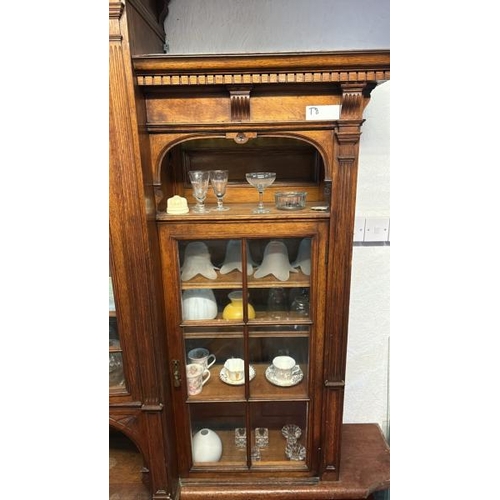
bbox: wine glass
[245,172,276,214]
[210,170,230,211]
[188,170,210,213]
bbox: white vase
[192,428,223,462]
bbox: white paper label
[305,105,341,120]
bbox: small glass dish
[275,191,307,210]
[285,442,306,461]
[281,424,302,440]
[251,446,261,461]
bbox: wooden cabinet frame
[109,1,389,498]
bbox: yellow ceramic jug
[222,291,256,320]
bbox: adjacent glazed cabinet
[109,1,389,498]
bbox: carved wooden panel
[137,70,390,86]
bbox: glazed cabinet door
[109,272,127,393]
[159,219,328,478]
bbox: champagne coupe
[188,170,211,213]
[245,172,277,214]
[210,170,230,211]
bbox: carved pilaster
[228,86,252,121]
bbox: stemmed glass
[245,172,277,214]
[188,170,210,213]
[210,170,230,211]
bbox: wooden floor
[109,433,149,500]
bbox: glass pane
[109,276,116,312]
[247,287,311,322]
[248,334,309,400]
[249,402,308,468]
[179,239,244,286]
[247,237,311,286]
[109,278,126,390]
[179,239,245,323]
[109,332,126,390]
[184,327,245,401]
[190,403,247,468]
[178,234,314,471]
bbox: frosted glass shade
[181,241,218,281]
[291,238,311,276]
[220,239,257,276]
[254,240,298,282]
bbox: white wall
[164,0,390,434]
[343,82,390,434]
[164,0,390,53]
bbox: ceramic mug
[186,363,211,395]
[272,355,300,381]
[188,348,216,370]
[224,358,245,382]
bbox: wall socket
[353,217,366,242]
[353,217,390,242]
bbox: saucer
[219,365,256,386]
[265,365,304,387]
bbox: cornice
[133,50,390,87]
[109,1,124,19]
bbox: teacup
[224,358,245,382]
[188,347,216,370]
[272,355,300,381]
[186,363,210,395]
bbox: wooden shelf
[190,429,307,469]
[157,203,330,222]
[180,269,310,290]
[183,328,309,340]
[181,318,311,333]
[186,363,309,402]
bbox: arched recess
[149,131,336,212]
[109,424,150,496]
[109,416,150,473]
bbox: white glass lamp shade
[291,238,312,276]
[254,240,298,282]
[181,241,218,281]
[181,289,218,320]
[220,240,257,276]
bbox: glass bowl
[275,191,307,210]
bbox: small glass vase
[290,296,309,318]
[267,287,287,319]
